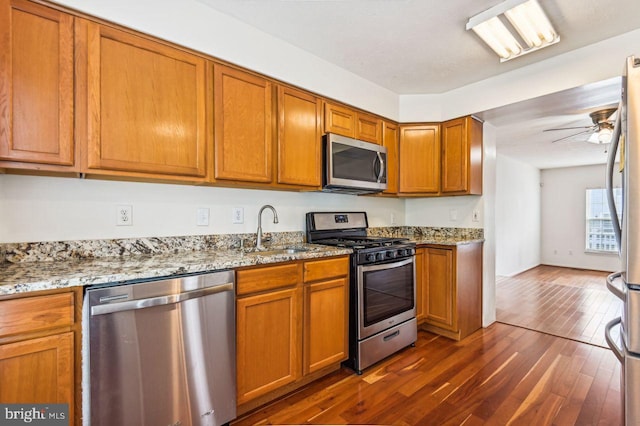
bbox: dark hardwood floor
[233,323,621,425]
[496,265,621,348]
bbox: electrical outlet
[390,213,397,225]
[116,205,132,226]
[196,208,209,226]
[232,207,244,224]
[449,209,458,222]
[472,210,480,222]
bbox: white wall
[541,164,621,272]
[495,155,541,277]
[481,124,497,327]
[0,175,405,243]
[400,28,640,122]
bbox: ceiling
[196,0,640,169]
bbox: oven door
[357,257,416,340]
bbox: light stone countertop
[0,244,352,296]
[408,237,485,246]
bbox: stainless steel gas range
[306,212,417,374]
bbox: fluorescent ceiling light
[466,0,559,62]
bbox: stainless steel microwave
[323,133,387,195]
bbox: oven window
[363,261,414,326]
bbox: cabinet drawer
[304,257,349,283]
[0,293,74,337]
[237,263,300,295]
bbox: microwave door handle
[375,152,385,183]
[605,101,623,250]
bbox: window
[586,188,621,253]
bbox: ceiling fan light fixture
[597,127,613,144]
[466,0,559,62]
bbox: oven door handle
[359,257,413,272]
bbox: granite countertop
[408,236,485,246]
[0,244,351,296]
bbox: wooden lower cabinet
[0,289,80,425]
[419,242,483,341]
[236,256,349,410]
[303,258,349,375]
[236,286,302,405]
[415,248,425,322]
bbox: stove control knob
[386,250,394,259]
[365,254,376,262]
[397,249,406,257]
[376,252,385,261]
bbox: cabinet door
[424,247,456,331]
[0,0,74,166]
[304,277,348,374]
[214,65,273,183]
[324,102,355,138]
[441,117,468,193]
[236,287,301,404]
[441,116,483,194]
[399,124,440,193]
[80,21,208,178]
[382,121,399,194]
[355,112,382,144]
[277,86,321,187]
[414,248,425,323]
[0,333,74,423]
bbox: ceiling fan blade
[544,125,594,132]
[551,129,595,143]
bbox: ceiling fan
[544,107,617,144]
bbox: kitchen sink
[244,246,310,256]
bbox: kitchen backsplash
[0,227,483,264]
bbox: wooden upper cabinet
[355,112,382,144]
[277,86,321,187]
[441,116,483,195]
[78,20,208,179]
[398,124,440,194]
[382,121,399,194]
[214,65,273,183]
[0,0,74,167]
[324,102,355,138]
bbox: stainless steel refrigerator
[606,55,640,426]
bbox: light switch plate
[196,208,210,226]
[232,207,244,224]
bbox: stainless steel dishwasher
[85,270,236,426]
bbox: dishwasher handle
[91,282,234,316]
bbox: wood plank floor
[496,265,621,348]
[233,323,621,426]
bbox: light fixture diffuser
[467,0,559,62]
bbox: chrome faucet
[256,205,279,249]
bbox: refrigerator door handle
[605,316,624,363]
[606,271,626,301]
[605,102,623,250]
